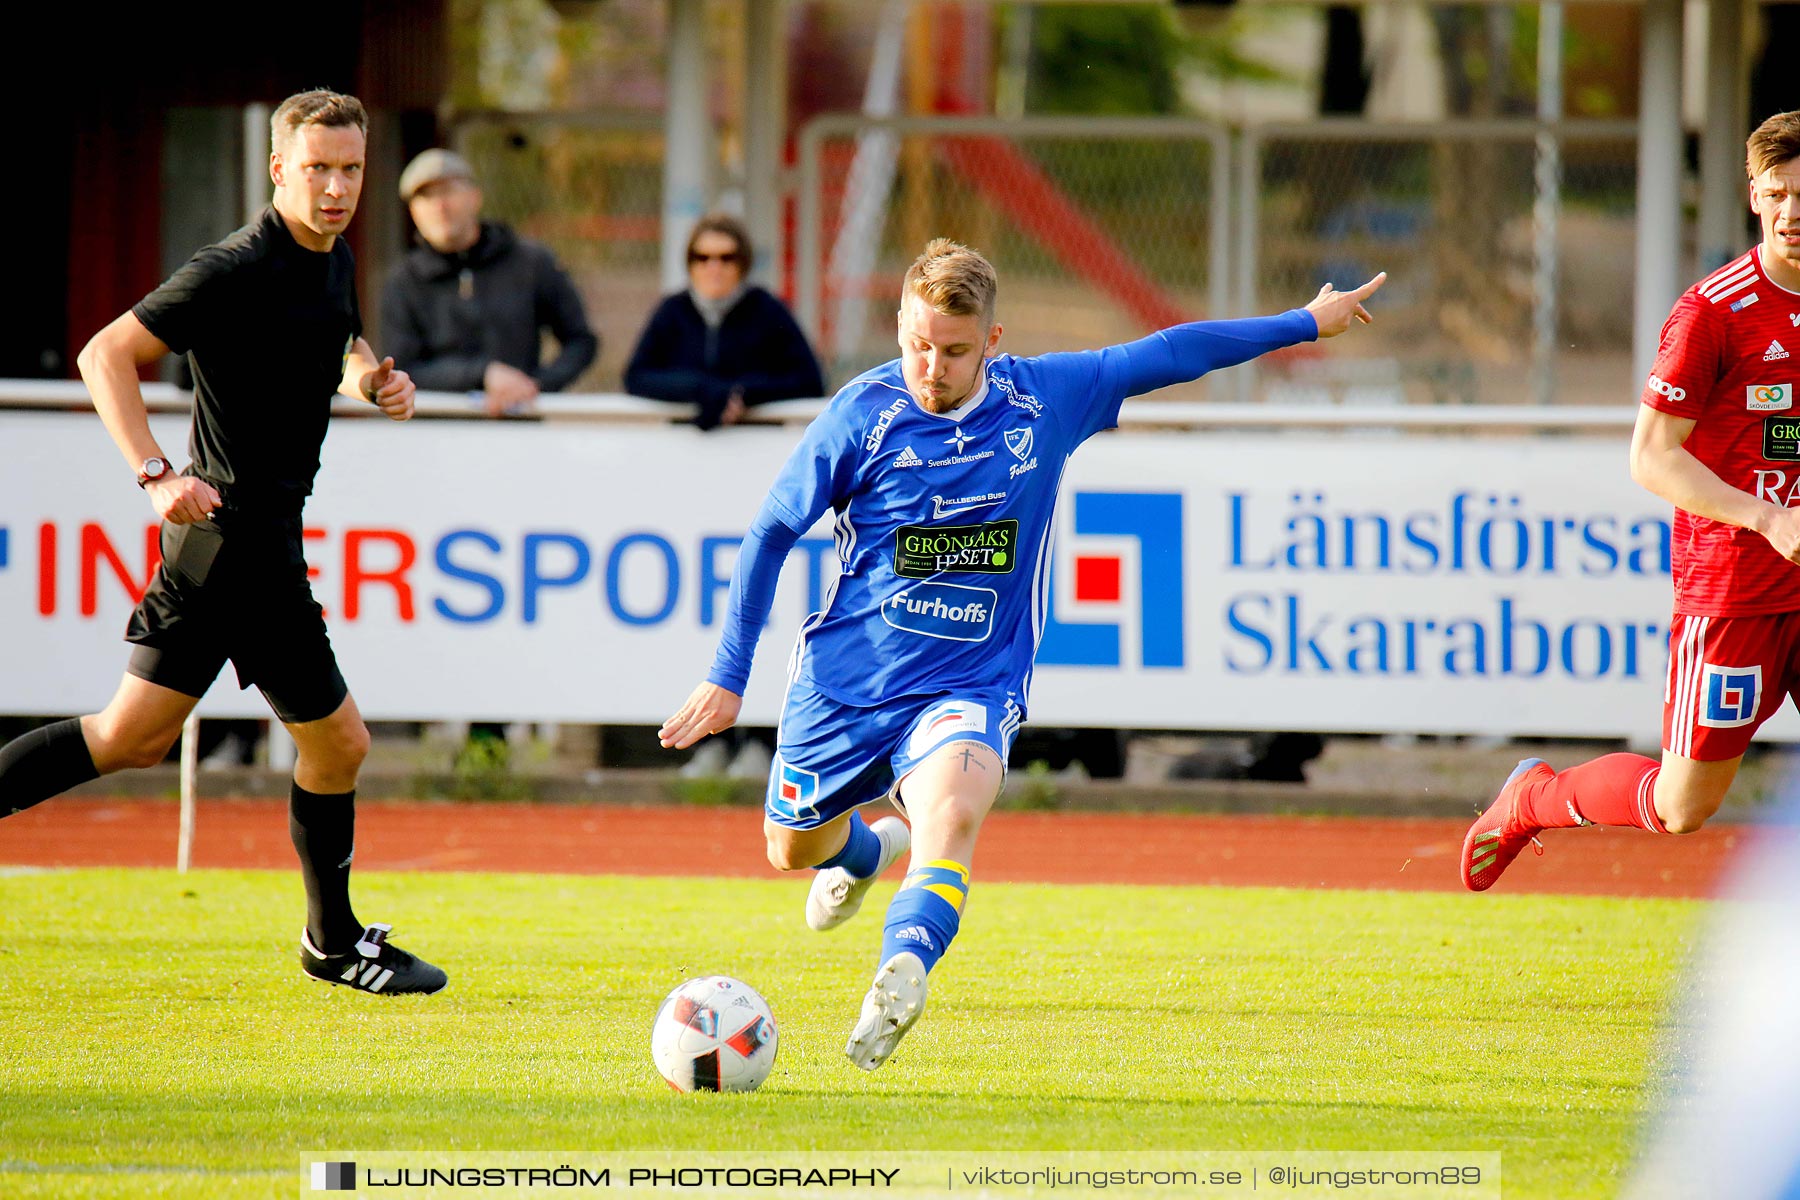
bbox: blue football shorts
[764,680,1025,829]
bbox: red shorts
[1664,612,1800,760]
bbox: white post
[1634,0,1685,388]
[268,722,297,773]
[243,103,271,221]
[1531,3,1564,407]
[995,4,1032,120]
[743,0,787,288]
[177,712,199,873]
[824,0,908,378]
[1233,130,1261,402]
[797,119,823,342]
[1698,0,1747,273]
[1208,128,1231,324]
[662,0,713,292]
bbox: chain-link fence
[798,115,1232,398]
[1236,119,1638,408]
[452,113,667,390]
[449,108,1642,406]
[800,114,1640,405]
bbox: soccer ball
[650,976,779,1093]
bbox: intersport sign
[2,409,1778,742]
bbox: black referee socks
[0,719,99,818]
[288,784,364,954]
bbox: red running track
[0,798,1749,898]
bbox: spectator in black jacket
[625,213,824,430]
[381,149,597,416]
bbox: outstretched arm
[1117,272,1387,397]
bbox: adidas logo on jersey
[1766,340,1791,362]
[893,925,935,949]
[892,445,923,468]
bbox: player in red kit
[1463,110,1800,890]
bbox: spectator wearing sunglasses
[625,213,825,430]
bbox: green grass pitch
[0,868,1700,1198]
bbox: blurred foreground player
[0,90,445,994]
[1622,787,1800,1200]
[1463,111,1800,891]
[662,238,1383,1069]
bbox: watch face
[142,458,168,479]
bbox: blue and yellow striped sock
[878,860,969,973]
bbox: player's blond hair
[271,89,369,151]
[1747,111,1800,179]
[901,238,998,327]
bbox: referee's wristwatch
[135,457,172,488]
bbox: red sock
[1519,753,1667,833]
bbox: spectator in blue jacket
[625,214,824,430]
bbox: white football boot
[845,950,928,1071]
[805,816,910,932]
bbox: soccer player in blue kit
[661,239,1384,1070]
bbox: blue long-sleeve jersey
[707,309,1319,706]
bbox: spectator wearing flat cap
[624,213,825,431]
[381,148,598,416]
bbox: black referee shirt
[133,206,362,508]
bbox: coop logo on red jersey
[1748,383,1793,412]
[1647,374,1686,402]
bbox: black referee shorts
[124,510,348,725]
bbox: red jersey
[1643,245,1800,616]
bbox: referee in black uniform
[0,89,445,995]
